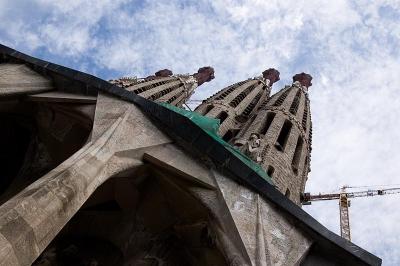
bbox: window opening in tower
[292,136,303,175]
[302,100,309,130]
[260,112,276,135]
[229,84,256,108]
[149,84,181,101]
[133,80,169,94]
[203,105,214,115]
[289,89,301,115]
[273,88,291,106]
[241,91,263,117]
[166,90,185,104]
[238,115,257,139]
[222,129,238,142]
[215,81,244,100]
[275,120,292,151]
[216,111,228,124]
[267,165,275,178]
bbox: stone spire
[194,68,280,141]
[234,72,313,205]
[109,67,214,107]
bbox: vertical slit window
[275,120,292,151]
[267,165,275,178]
[133,80,169,94]
[203,105,214,115]
[222,130,237,142]
[258,99,269,110]
[215,82,242,100]
[289,89,301,115]
[285,189,291,198]
[216,111,228,124]
[260,112,275,135]
[229,84,256,108]
[302,101,308,130]
[291,136,303,174]
[149,84,181,101]
[166,91,185,104]
[241,91,263,117]
[238,114,257,139]
[273,89,290,106]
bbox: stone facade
[0,63,53,96]
[110,67,214,107]
[194,69,280,141]
[234,73,313,205]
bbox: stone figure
[245,133,262,163]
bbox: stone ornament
[193,66,215,86]
[244,133,262,163]
[293,72,312,92]
[262,68,280,86]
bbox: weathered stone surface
[214,170,313,265]
[0,63,53,96]
[234,75,313,205]
[194,72,275,139]
[143,143,216,188]
[26,91,97,103]
[110,66,214,107]
[0,95,173,265]
[0,90,313,265]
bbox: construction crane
[301,185,400,241]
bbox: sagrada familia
[0,44,381,265]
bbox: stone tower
[234,73,313,205]
[110,67,214,107]
[194,69,280,141]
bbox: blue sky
[1,0,400,264]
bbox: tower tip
[145,69,173,81]
[194,66,215,86]
[293,73,312,88]
[262,68,280,85]
[155,69,173,77]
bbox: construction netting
[159,102,273,185]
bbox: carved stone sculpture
[244,133,262,163]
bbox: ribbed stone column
[194,68,280,141]
[234,73,313,205]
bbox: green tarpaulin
[159,102,273,185]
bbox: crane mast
[339,191,351,240]
[301,186,400,241]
